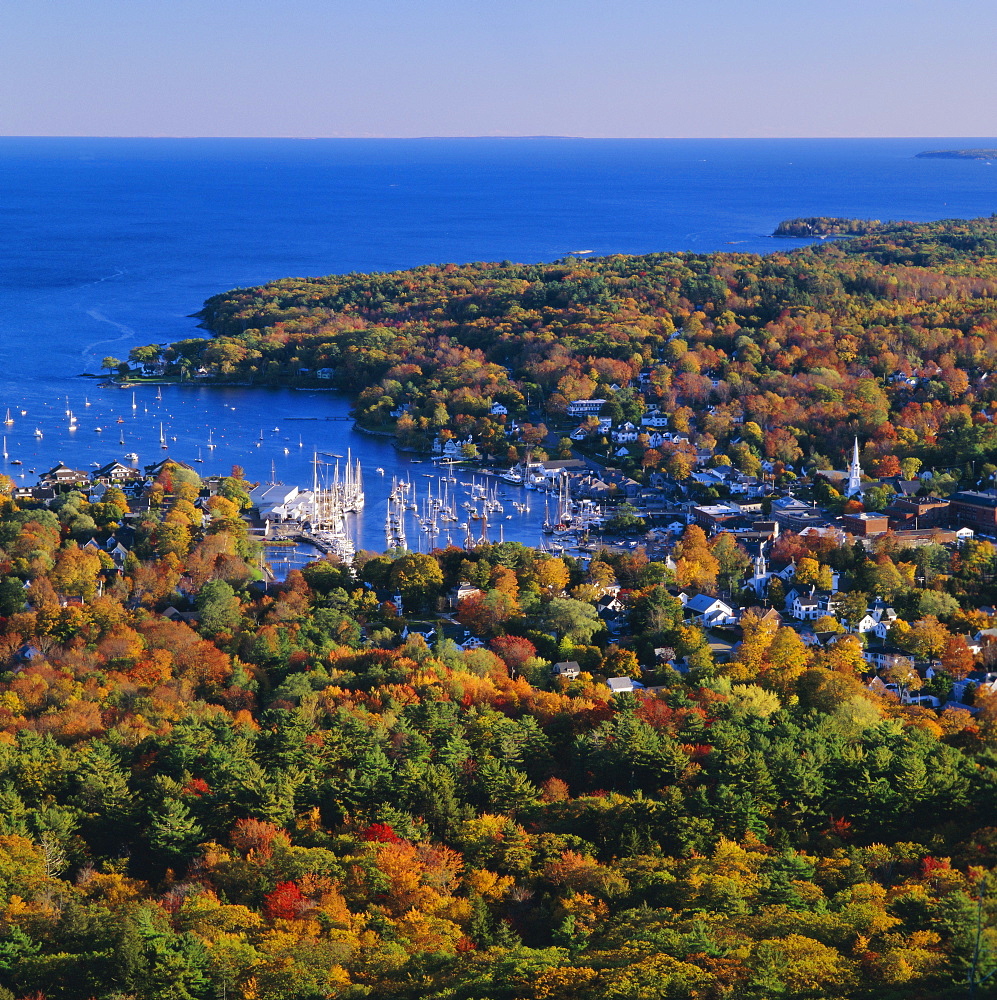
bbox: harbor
[0,382,623,558]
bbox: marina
[0,382,605,556]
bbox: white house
[606,676,635,694]
[642,413,670,428]
[685,594,738,628]
[787,588,834,621]
[566,399,607,417]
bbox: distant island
[772,216,894,237]
[916,148,997,160]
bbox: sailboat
[2,437,6,460]
[207,429,215,450]
[195,447,204,463]
[68,412,77,431]
[85,396,91,407]
[159,423,167,449]
[131,392,136,410]
[3,410,12,426]
[156,387,162,401]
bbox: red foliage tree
[489,635,537,675]
[360,822,405,844]
[264,880,308,920]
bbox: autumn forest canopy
[11,217,997,998]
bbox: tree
[815,634,867,675]
[710,532,751,593]
[538,598,602,644]
[603,645,642,680]
[389,552,444,609]
[128,344,162,367]
[196,579,242,635]
[101,356,123,375]
[794,556,833,591]
[942,634,976,679]
[534,557,570,595]
[489,635,537,676]
[49,545,102,600]
[832,590,870,630]
[761,627,811,697]
[674,525,719,592]
[727,610,779,682]
[148,798,204,862]
[905,615,950,661]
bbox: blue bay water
[0,136,995,551]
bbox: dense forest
[129,215,997,475]
[1,454,997,998]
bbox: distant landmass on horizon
[916,148,997,160]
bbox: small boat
[94,426,102,433]
[33,428,42,438]
[376,467,385,475]
[116,417,124,424]
[86,397,92,407]
[125,452,138,463]
[283,447,290,455]
[10,459,20,466]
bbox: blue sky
[1,0,994,137]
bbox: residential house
[553,661,581,680]
[449,582,483,609]
[684,594,739,628]
[566,399,607,417]
[787,587,834,621]
[93,461,141,484]
[606,676,635,694]
[862,645,916,672]
[40,463,89,488]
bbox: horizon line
[1,134,996,142]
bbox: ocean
[0,136,995,553]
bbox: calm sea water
[0,136,995,552]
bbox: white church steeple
[845,437,863,497]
